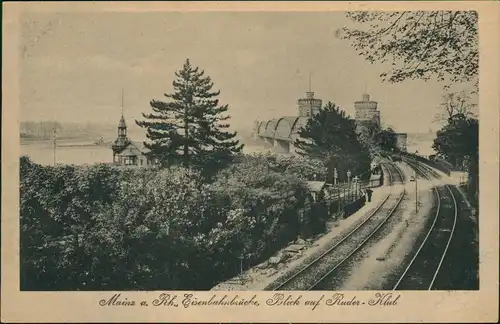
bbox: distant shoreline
[21,135,91,141]
[20,135,106,146]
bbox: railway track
[393,157,458,290]
[270,161,406,291]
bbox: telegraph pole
[415,150,419,213]
[53,127,57,166]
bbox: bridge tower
[297,72,322,117]
[354,93,381,132]
[253,120,260,140]
[298,91,322,117]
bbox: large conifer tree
[136,59,243,169]
[294,102,371,183]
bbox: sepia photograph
[17,9,481,292]
[2,1,498,323]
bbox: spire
[118,88,127,129]
[121,87,124,117]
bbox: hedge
[20,155,324,290]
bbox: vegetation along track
[393,158,458,290]
[270,161,406,291]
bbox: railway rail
[393,157,458,290]
[270,161,406,291]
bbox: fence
[322,181,366,219]
[310,164,384,220]
[361,175,383,189]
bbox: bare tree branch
[342,11,478,89]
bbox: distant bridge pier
[253,134,266,144]
[274,139,290,154]
[262,137,273,147]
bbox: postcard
[2,1,499,323]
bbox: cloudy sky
[20,11,472,134]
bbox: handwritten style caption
[99,292,401,310]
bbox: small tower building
[298,91,322,117]
[111,91,154,167]
[354,93,381,134]
[395,133,408,152]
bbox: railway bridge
[253,90,408,154]
[253,90,321,154]
[254,115,311,154]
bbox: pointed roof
[114,141,149,156]
[130,141,149,153]
[118,88,127,128]
[118,114,127,128]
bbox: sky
[20,11,474,135]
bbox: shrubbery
[234,153,328,181]
[20,154,326,290]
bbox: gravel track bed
[272,188,405,291]
[315,160,437,291]
[380,188,436,289]
[394,184,455,290]
[429,186,479,290]
[406,161,479,289]
[311,195,410,290]
[262,191,391,291]
[389,160,455,290]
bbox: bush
[212,154,316,255]
[20,154,318,290]
[234,153,328,181]
[20,157,122,290]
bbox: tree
[433,114,478,201]
[374,127,398,152]
[432,114,478,169]
[294,102,371,182]
[433,91,477,124]
[136,59,243,170]
[356,123,380,151]
[341,11,478,90]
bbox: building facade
[111,114,156,167]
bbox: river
[21,139,113,166]
[20,133,436,166]
[20,138,272,166]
